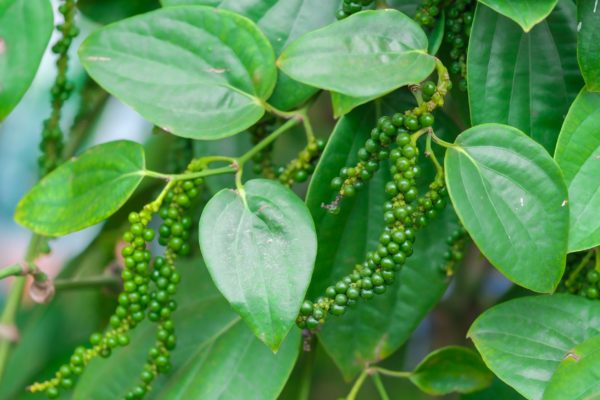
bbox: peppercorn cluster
[416,0,475,91]
[439,226,467,276]
[336,0,375,19]
[30,164,203,399]
[277,136,326,186]
[39,0,79,176]
[297,63,453,330]
[558,251,599,299]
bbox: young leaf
[542,334,600,400]
[577,0,600,91]
[0,0,53,120]
[160,0,338,111]
[15,140,145,236]
[444,124,569,293]
[74,260,300,400]
[198,179,317,351]
[308,97,461,380]
[477,0,558,32]
[554,89,600,251]
[409,346,493,395]
[278,10,435,99]
[468,0,582,153]
[79,6,276,140]
[469,294,600,400]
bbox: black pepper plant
[0,0,599,399]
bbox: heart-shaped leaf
[278,9,435,99]
[79,6,276,140]
[577,0,600,91]
[15,140,145,236]
[198,179,316,351]
[0,0,53,120]
[469,294,600,400]
[554,89,600,251]
[542,334,600,400]
[445,124,569,293]
[477,0,558,32]
[74,260,300,400]
[468,0,582,153]
[160,0,338,111]
[410,346,493,395]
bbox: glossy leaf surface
[469,294,600,400]
[160,0,337,110]
[74,261,300,399]
[468,0,582,152]
[278,10,435,98]
[577,0,600,91]
[0,0,53,120]
[15,140,145,236]
[477,0,558,31]
[445,124,569,293]
[410,346,493,395]
[199,179,316,351]
[554,89,600,251]
[79,6,276,140]
[542,334,600,400]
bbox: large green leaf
[0,0,53,120]
[198,179,316,351]
[554,89,600,251]
[278,10,435,99]
[79,6,276,140]
[469,294,600,400]
[74,260,300,400]
[577,0,600,91]
[410,346,493,395]
[78,0,159,24]
[542,334,600,400]
[468,0,582,153]
[160,0,337,111]
[477,0,558,32]
[308,97,461,379]
[15,140,145,236]
[445,124,569,293]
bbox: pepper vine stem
[371,372,390,400]
[54,275,120,291]
[346,369,368,400]
[371,367,412,379]
[567,250,595,286]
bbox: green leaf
[577,0,600,91]
[308,96,461,379]
[445,124,569,293]
[469,294,600,400]
[79,6,276,140]
[160,0,338,111]
[198,179,316,351]
[468,0,583,153]
[74,260,300,400]
[0,0,53,120]
[462,379,526,400]
[542,334,600,400]
[15,140,145,236]
[477,0,558,32]
[554,89,600,251]
[78,0,159,24]
[428,10,445,55]
[278,10,435,99]
[410,346,493,395]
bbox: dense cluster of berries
[440,226,467,276]
[31,166,203,398]
[558,250,599,299]
[297,64,453,330]
[416,0,474,91]
[336,0,375,19]
[277,137,326,186]
[39,0,79,176]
